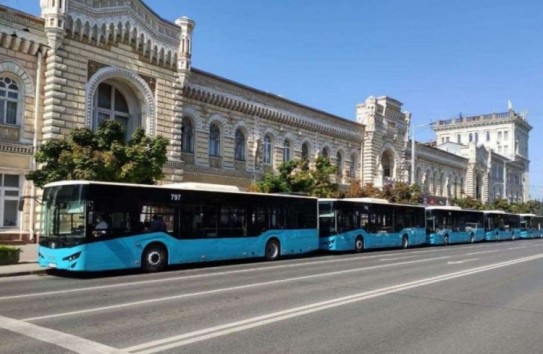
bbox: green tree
[26,120,169,188]
[311,156,338,197]
[451,197,485,210]
[253,156,338,197]
[382,182,420,204]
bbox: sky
[3,0,543,198]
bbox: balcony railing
[234,160,246,171]
[209,156,222,168]
[0,124,20,141]
[181,152,194,164]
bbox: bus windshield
[41,184,86,247]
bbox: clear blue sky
[4,0,543,199]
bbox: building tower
[433,107,531,202]
[356,96,410,187]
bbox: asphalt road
[1,239,543,354]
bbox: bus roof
[425,206,463,211]
[519,213,537,217]
[43,180,316,199]
[343,197,390,204]
[162,182,241,192]
[482,210,506,214]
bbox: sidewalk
[0,243,45,277]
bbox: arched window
[283,139,291,162]
[302,143,310,161]
[181,117,194,153]
[349,153,356,178]
[322,147,329,158]
[263,135,272,164]
[475,132,479,143]
[209,123,221,157]
[234,129,245,161]
[336,152,343,176]
[469,133,473,143]
[95,82,129,136]
[0,77,19,126]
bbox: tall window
[349,154,356,178]
[263,135,272,164]
[95,83,129,136]
[283,139,291,162]
[181,117,194,153]
[1,174,20,227]
[504,130,509,141]
[475,132,479,143]
[322,147,329,158]
[209,123,221,157]
[486,131,490,142]
[336,152,343,176]
[457,134,461,144]
[234,129,245,161]
[302,143,310,161]
[469,133,473,142]
[0,77,19,125]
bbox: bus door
[218,206,250,259]
[178,205,218,262]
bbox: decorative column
[171,16,196,179]
[41,0,68,140]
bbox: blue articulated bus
[483,210,520,241]
[425,206,485,245]
[519,214,543,239]
[38,180,319,272]
[319,198,426,252]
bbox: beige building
[0,1,532,243]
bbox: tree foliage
[252,156,337,197]
[26,120,169,188]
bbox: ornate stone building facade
[0,0,532,243]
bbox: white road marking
[379,255,416,261]
[22,255,450,322]
[0,247,450,302]
[123,253,543,353]
[466,250,500,256]
[0,315,122,354]
[447,258,479,264]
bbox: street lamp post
[410,123,433,185]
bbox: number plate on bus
[47,263,57,268]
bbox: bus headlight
[62,251,81,262]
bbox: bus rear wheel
[444,235,449,246]
[354,236,364,253]
[469,234,475,243]
[142,244,167,272]
[265,239,280,261]
[401,235,409,249]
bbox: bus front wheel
[444,235,449,246]
[265,239,280,261]
[354,236,364,253]
[469,234,475,243]
[142,244,168,272]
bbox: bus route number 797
[171,194,182,201]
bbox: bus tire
[142,243,168,272]
[354,236,364,253]
[469,234,475,244]
[401,235,409,249]
[265,239,280,261]
[444,235,449,246]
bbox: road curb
[0,269,47,277]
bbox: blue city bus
[319,198,426,252]
[519,213,543,239]
[425,206,485,245]
[38,181,319,272]
[483,210,521,241]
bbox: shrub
[0,245,21,265]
